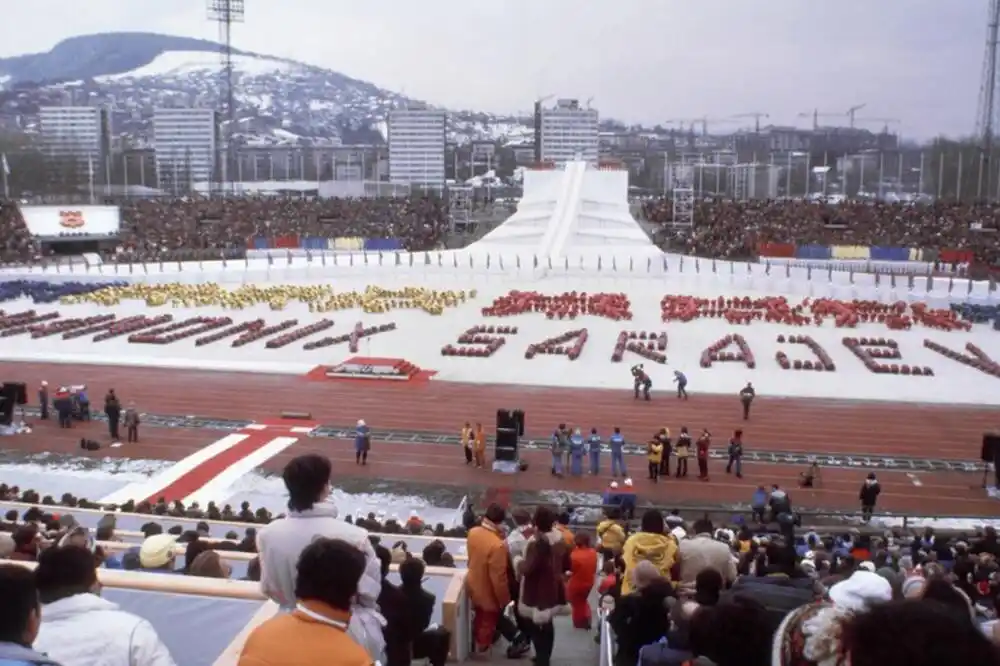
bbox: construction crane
[797,109,842,130]
[854,117,901,134]
[731,112,769,133]
[665,117,730,136]
[846,103,867,128]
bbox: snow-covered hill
[0,33,532,146]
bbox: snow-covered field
[0,458,464,526]
[1,272,998,405]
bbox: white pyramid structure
[466,159,662,264]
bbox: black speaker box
[495,427,519,462]
[981,433,1000,462]
[512,409,525,437]
[2,382,27,405]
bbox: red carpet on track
[142,430,279,503]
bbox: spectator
[257,454,384,660]
[621,510,678,595]
[138,534,179,572]
[677,518,738,589]
[9,526,40,562]
[398,557,450,666]
[567,532,598,629]
[373,545,411,666]
[687,595,773,666]
[465,503,511,656]
[726,541,822,633]
[609,560,674,666]
[0,532,15,560]
[32,545,176,666]
[188,550,231,579]
[517,506,572,666]
[0,564,60,666]
[238,538,372,666]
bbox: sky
[0,0,988,139]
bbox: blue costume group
[550,426,628,477]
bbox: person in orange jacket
[567,532,598,629]
[473,423,486,468]
[465,504,511,654]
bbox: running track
[2,361,998,517]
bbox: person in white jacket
[31,545,177,666]
[257,454,385,661]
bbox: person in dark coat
[609,560,674,666]
[859,473,881,523]
[103,390,121,440]
[53,390,72,429]
[398,557,450,666]
[739,382,755,420]
[517,507,571,666]
[375,545,412,666]
[37,382,49,420]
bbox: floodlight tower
[208,0,244,194]
[976,0,1000,199]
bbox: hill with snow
[0,32,531,146]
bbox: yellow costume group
[61,283,476,315]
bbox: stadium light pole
[207,0,245,196]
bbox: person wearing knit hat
[139,533,179,570]
[827,570,893,611]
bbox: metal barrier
[598,607,615,666]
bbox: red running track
[2,361,997,516]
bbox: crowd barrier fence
[5,557,470,664]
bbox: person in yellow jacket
[647,438,663,483]
[620,509,678,595]
[596,507,627,560]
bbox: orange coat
[474,430,486,453]
[465,520,511,612]
[238,601,371,666]
[567,546,598,596]
[556,524,575,547]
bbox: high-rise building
[537,99,599,167]
[39,106,110,160]
[387,107,446,189]
[153,108,219,191]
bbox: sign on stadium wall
[21,205,121,237]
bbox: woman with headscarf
[517,506,571,666]
[608,560,674,666]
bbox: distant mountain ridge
[0,32,260,85]
[0,32,532,146]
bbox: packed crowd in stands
[113,197,449,260]
[0,201,40,265]
[643,198,1000,265]
[0,195,450,265]
[5,451,1000,665]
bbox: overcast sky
[0,0,987,139]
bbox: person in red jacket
[696,429,711,480]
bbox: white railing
[598,607,615,666]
